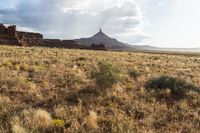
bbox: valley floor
[0,45,199,133]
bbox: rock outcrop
[0,24,18,45]
[44,39,85,49]
[0,23,43,46]
[61,40,85,49]
[43,39,61,47]
[17,32,43,46]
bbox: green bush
[145,76,198,100]
[94,61,124,89]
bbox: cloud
[0,0,148,43]
[158,1,166,6]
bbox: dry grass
[33,109,53,128]
[0,45,199,133]
[12,124,27,133]
[87,111,98,129]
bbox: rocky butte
[0,23,43,46]
[0,23,106,50]
[76,28,129,50]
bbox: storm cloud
[0,0,147,43]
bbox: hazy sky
[0,0,200,48]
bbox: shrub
[19,63,29,71]
[76,57,87,61]
[129,69,141,80]
[28,65,46,73]
[2,60,12,67]
[71,76,86,84]
[145,76,198,100]
[94,61,124,89]
[0,95,10,104]
[0,95,11,110]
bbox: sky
[0,0,200,48]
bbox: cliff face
[16,32,43,46]
[0,24,19,45]
[0,23,43,46]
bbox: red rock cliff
[0,23,43,46]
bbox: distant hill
[76,29,130,50]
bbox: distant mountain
[76,29,130,50]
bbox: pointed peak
[92,28,109,38]
[99,28,102,33]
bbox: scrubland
[0,45,199,133]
